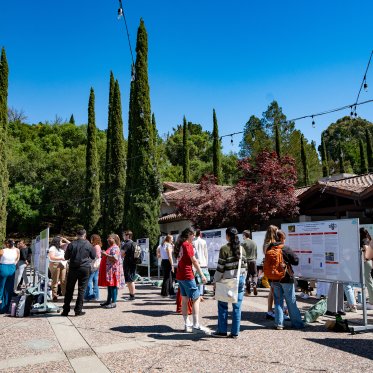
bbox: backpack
[133,243,142,264]
[15,293,34,317]
[263,244,286,281]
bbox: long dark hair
[174,227,194,258]
[360,228,371,247]
[50,236,61,250]
[226,227,240,258]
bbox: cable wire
[354,50,373,106]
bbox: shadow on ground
[111,325,175,334]
[306,338,373,360]
[124,309,175,317]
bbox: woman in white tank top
[0,239,19,314]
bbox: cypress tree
[69,114,75,124]
[366,128,373,172]
[300,134,310,185]
[103,71,115,235]
[212,109,222,184]
[275,123,281,158]
[106,80,126,234]
[339,141,345,174]
[0,47,9,242]
[152,113,157,148]
[125,19,161,249]
[123,80,135,227]
[321,135,329,177]
[85,88,100,234]
[183,115,190,183]
[359,138,368,174]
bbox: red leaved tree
[176,174,233,230]
[177,151,299,230]
[232,150,299,230]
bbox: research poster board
[39,228,49,276]
[136,238,150,267]
[281,219,361,283]
[33,236,41,272]
[251,231,266,266]
[203,228,226,269]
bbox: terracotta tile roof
[159,213,185,223]
[162,181,233,204]
[295,187,310,198]
[322,173,373,195]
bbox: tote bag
[215,246,242,304]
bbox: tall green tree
[85,88,100,234]
[300,134,310,185]
[212,109,222,184]
[275,123,281,158]
[339,141,345,174]
[123,80,135,227]
[182,115,190,183]
[321,134,329,177]
[366,128,373,172]
[106,80,126,234]
[69,114,75,124]
[125,19,160,249]
[0,47,9,242]
[103,71,115,235]
[359,138,368,174]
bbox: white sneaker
[192,325,211,335]
[184,325,192,333]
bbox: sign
[136,238,150,267]
[282,219,361,283]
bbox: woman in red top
[174,227,210,334]
[98,234,123,309]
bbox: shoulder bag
[215,246,243,303]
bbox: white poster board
[203,228,226,270]
[33,236,41,272]
[39,228,49,276]
[251,231,266,266]
[136,238,149,267]
[281,219,361,283]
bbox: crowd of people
[1,224,373,338]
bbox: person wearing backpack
[121,230,137,301]
[264,230,304,330]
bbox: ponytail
[226,227,240,259]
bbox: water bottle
[357,291,362,304]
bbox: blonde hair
[164,234,173,243]
[263,225,279,254]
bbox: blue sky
[1,0,373,153]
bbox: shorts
[178,279,200,301]
[124,268,136,283]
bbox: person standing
[360,228,373,310]
[160,234,175,297]
[84,234,102,301]
[193,230,209,298]
[212,227,247,338]
[98,234,123,308]
[175,227,210,334]
[61,229,95,316]
[121,230,137,301]
[242,230,258,296]
[266,230,304,330]
[0,240,19,314]
[48,236,70,301]
[14,240,32,292]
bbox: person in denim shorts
[175,227,211,334]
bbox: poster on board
[39,228,49,276]
[251,231,266,266]
[281,219,361,283]
[136,238,149,267]
[203,228,226,269]
[33,236,41,272]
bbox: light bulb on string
[350,106,354,117]
[354,105,358,118]
[364,81,368,92]
[117,7,123,20]
[311,116,315,128]
[230,136,234,146]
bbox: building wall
[160,219,192,235]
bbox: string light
[311,116,315,128]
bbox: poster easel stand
[349,249,373,334]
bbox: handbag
[91,257,101,271]
[215,246,243,303]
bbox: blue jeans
[343,284,355,306]
[272,282,304,329]
[217,275,245,336]
[84,269,99,300]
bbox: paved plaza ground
[0,284,372,373]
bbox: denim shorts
[178,279,200,300]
